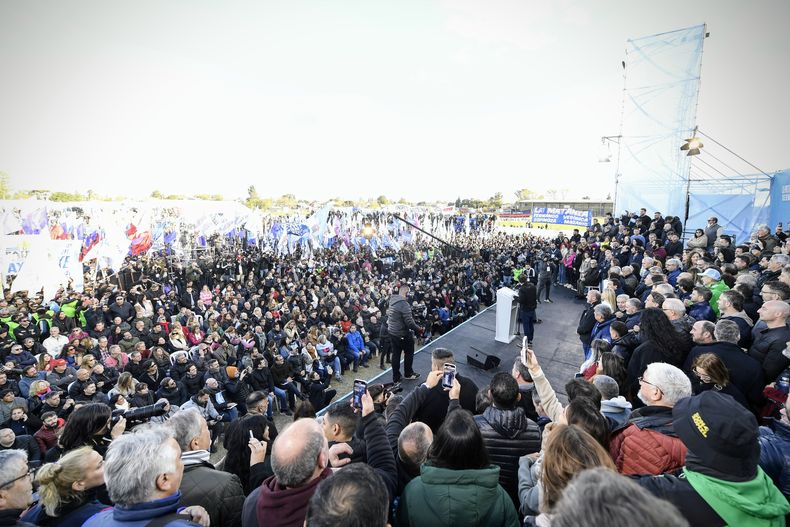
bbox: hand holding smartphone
[353,379,367,409]
[442,363,456,389]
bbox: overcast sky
[1,0,788,203]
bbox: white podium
[495,287,520,343]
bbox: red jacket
[33,419,65,456]
[609,406,686,475]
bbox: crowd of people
[0,205,789,526]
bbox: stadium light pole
[600,135,622,215]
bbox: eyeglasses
[692,369,712,382]
[0,468,34,488]
[638,376,664,396]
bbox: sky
[0,0,788,204]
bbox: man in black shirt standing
[518,274,537,346]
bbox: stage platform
[329,284,586,408]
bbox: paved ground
[210,284,586,465]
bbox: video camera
[111,400,168,427]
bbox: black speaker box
[466,350,501,370]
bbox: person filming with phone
[405,348,477,433]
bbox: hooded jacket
[639,466,790,527]
[398,464,519,527]
[386,294,420,337]
[474,405,541,505]
[601,396,633,429]
[610,406,686,475]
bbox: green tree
[376,195,390,205]
[487,192,503,210]
[0,172,10,199]
[151,190,164,199]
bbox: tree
[455,197,461,208]
[515,188,541,201]
[376,195,390,205]
[0,172,10,199]
[151,190,164,199]
[398,198,409,205]
[487,192,503,210]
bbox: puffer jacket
[386,294,420,337]
[759,418,790,500]
[180,456,245,527]
[609,405,686,475]
[474,405,541,505]
[398,464,519,527]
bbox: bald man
[749,300,790,383]
[242,393,396,527]
[385,371,440,495]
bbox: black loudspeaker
[467,351,501,370]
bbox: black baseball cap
[673,391,759,476]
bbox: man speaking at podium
[518,274,538,346]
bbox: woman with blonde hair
[168,323,189,353]
[20,446,108,526]
[107,371,137,399]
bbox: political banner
[532,207,592,227]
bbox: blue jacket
[591,317,614,343]
[759,419,790,500]
[21,499,106,527]
[688,301,716,323]
[82,492,199,527]
[346,331,366,353]
[667,268,681,287]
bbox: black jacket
[518,283,537,311]
[749,325,790,383]
[413,374,478,434]
[385,384,431,496]
[474,405,541,506]
[180,459,245,527]
[577,301,600,344]
[684,342,765,412]
[246,368,275,392]
[636,472,725,526]
[386,295,420,337]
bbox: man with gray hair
[593,375,632,429]
[83,427,208,526]
[0,449,34,526]
[662,298,694,337]
[683,319,765,413]
[168,408,245,527]
[552,468,689,527]
[243,389,396,527]
[609,362,692,475]
[665,258,682,286]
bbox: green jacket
[684,466,790,527]
[398,464,519,527]
[707,281,730,317]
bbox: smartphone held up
[353,379,367,409]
